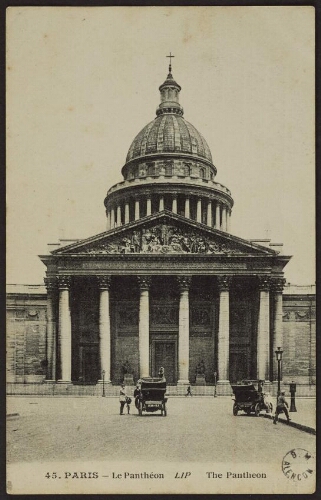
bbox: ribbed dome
[126,114,213,163]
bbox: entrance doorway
[229,348,250,383]
[79,346,99,384]
[151,340,177,384]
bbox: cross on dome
[166,52,175,72]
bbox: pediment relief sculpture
[76,223,247,256]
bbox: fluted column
[135,199,140,220]
[271,278,286,381]
[117,205,122,226]
[196,198,202,223]
[216,276,231,395]
[146,197,152,216]
[57,276,72,383]
[159,195,164,211]
[177,276,191,385]
[106,210,110,231]
[110,207,115,229]
[222,205,227,231]
[207,200,212,227]
[257,277,271,381]
[138,276,151,378]
[44,277,57,381]
[185,196,190,218]
[215,202,220,229]
[124,202,130,224]
[226,210,231,233]
[172,196,177,214]
[98,276,112,384]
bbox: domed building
[20,62,305,395]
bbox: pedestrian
[273,391,291,424]
[119,384,126,415]
[125,395,132,414]
[185,385,192,397]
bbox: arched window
[182,163,190,176]
[210,171,214,181]
[147,163,156,176]
[199,167,206,179]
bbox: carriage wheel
[254,403,261,417]
[233,403,238,416]
[163,402,167,417]
[139,401,143,416]
[246,408,252,415]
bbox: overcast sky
[7,6,315,285]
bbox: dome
[125,68,213,165]
[126,115,213,163]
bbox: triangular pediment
[52,211,278,257]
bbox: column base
[57,380,72,384]
[177,379,190,385]
[97,379,111,384]
[44,379,56,384]
[215,380,232,396]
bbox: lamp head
[275,346,283,361]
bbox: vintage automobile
[231,380,273,416]
[137,377,168,416]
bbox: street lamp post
[275,347,283,398]
[214,371,217,398]
[102,370,105,397]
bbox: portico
[41,212,289,394]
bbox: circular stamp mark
[282,448,315,482]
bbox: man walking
[273,391,291,424]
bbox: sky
[7,6,315,285]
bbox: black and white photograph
[6,6,315,495]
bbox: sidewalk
[262,398,316,434]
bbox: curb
[262,413,315,435]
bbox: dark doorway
[229,349,250,383]
[152,341,176,384]
[80,346,99,384]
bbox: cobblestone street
[7,396,316,464]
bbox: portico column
[138,276,151,378]
[196,198,202,223]
[117,205,122,226]
[207,200,212,227]
[222,205,227,231]
[172,196,177,214]
[124,202,130,224]
[272,278,286,382]
[215,202,220,229]
[98,276,112,384]
[57,276,72,383]
[216,276,231,395]
[44,277,57,381]
[177,276,191,385]
[135,199,140,220]
[106,210,110,231]
[185,196,190,218]
[257,277,271,382]
[146,197,152,216]
[159,195,164,211]
[110,207,115,228]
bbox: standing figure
[273,391,291,424]
[185,385,193,397]
[134,384,141,410]
[119,384,126,415]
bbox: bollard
[289,381,297,412]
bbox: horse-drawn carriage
[231,380,273,416]
[136,377,168,417]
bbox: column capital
[271,277,286,293]
[177,276,192,291]
[57,276,71,289]
[217,276,232,291]
[97,275,112,290]
[258,276,271,291]
[44,277,57,292]
[137,276,152,290]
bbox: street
[7,396,315,465]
